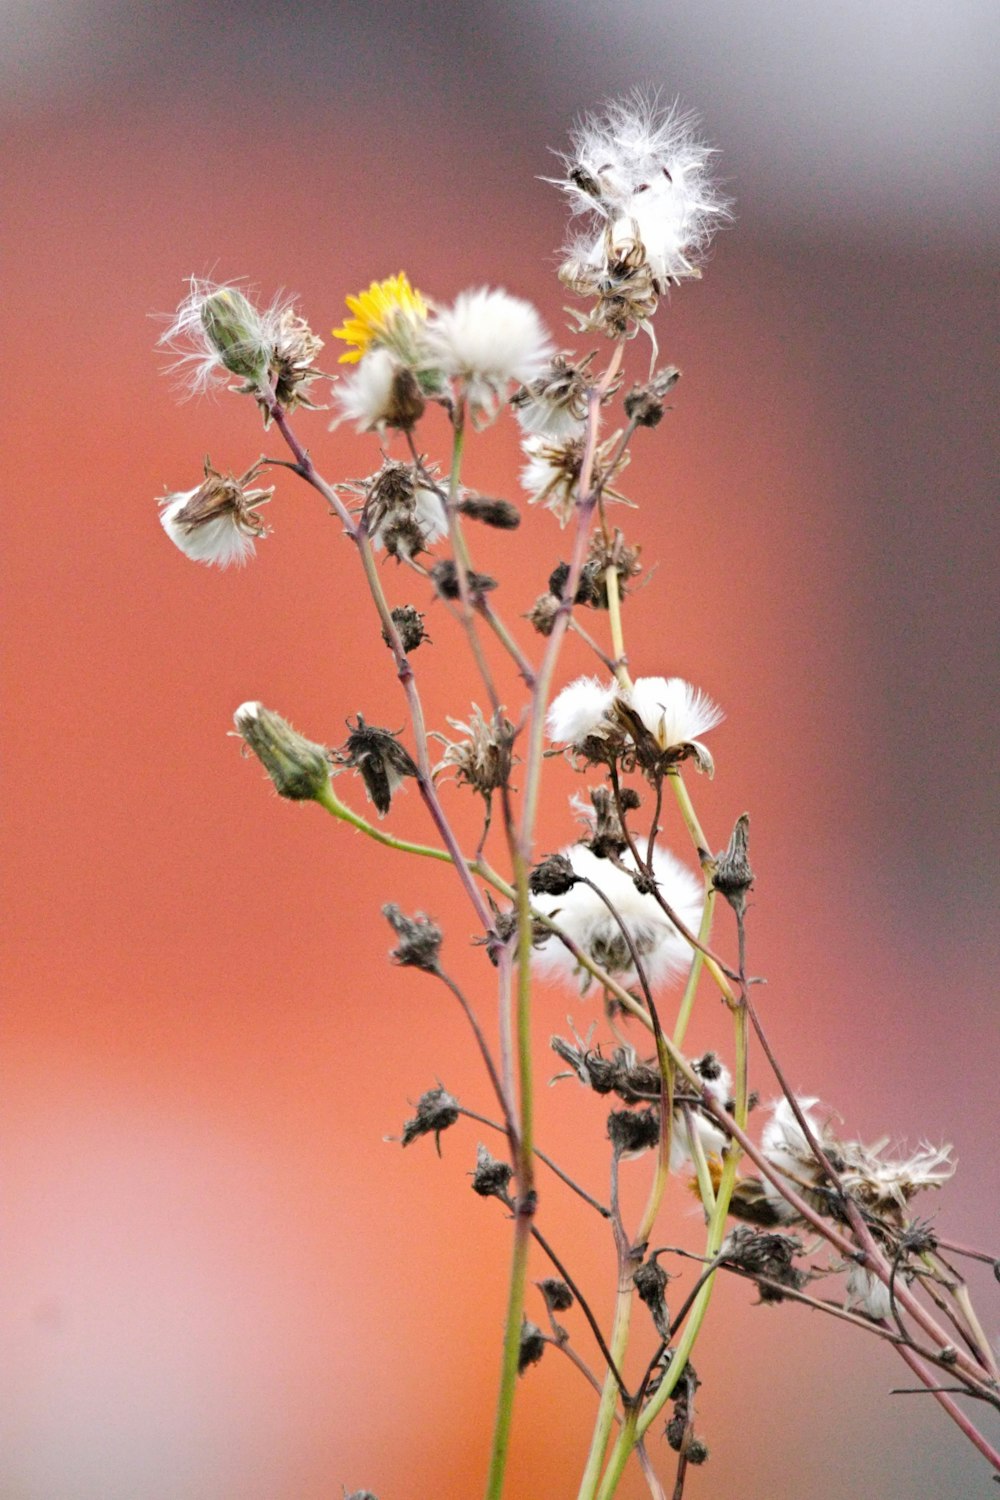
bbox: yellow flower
[331,272,428,364]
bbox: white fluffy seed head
[424,287,553,424]
[331,347,398,431]
[159,490,258,568]
[531,841,702,992]
[546,676,616,744]
[555,92,730,290]
[625,676,724,750]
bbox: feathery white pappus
[554,92,730,291]
[531,841,702,992]
[547,674,723,755]
[424,287,553,425]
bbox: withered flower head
[713,813,753,913]
[337,715,418,816]
[633,1254,670,1338]
[247,305,324,422]
[520,431,631,527]
[233,702,331,801]
[434,705,515,797]
[552,94,729,339]
[607,1105,661,1159]
[537,1278,574,1313]
[584,528,643,607]
[456,495,521,529]
[572,785,640,860]
[518,1319,547,1374]
[623,365,681,427]
[525,592,562,637]
[430,559,498,602]
[721,1225,807,1303]
[400,1086,460,1150]
[159,457,272,569]
[343,458,448,561]
[529,853,578,897]
[382,904,443,971]
[510,353,594,440]
[471,1143,514,1201]
[332,347,428,434]
[383,604,430,653]
[552,1034,662,1103]
[760,1097,956,1226]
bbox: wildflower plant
[155,91,999,1498]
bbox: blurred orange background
[3,6,997,1498]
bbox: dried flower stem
[457,1106,610,1219]
[487,343,626,1500]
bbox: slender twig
[531,1223,630,1401]
[431,968,515,1141]
[457,1106,610,1218]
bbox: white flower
[555,93,730,294]
[424,287,552,425]
[547,676,616,745]
[531,841,702,992]
[845,1265,894,1323]
[330,348,425,433]
[158,459,272,568]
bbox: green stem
[604,564,632,691]
[484,1213,533,1500]
[593,1007,747,1500]
[670,887,715,1050]
[314,782,454,861]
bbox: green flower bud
[200,288,270,381]
[233,702,330,800]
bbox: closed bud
[233,702,330,801]
[457,495,521,529]
[431,559,498,602]
[200,287,270,381]
[713,813,753,914]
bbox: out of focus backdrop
[3,3,998,1497]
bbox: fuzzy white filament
[547,674,723,751]
[331,348,401,432]
[159,490,258,568]
[626,676,724,750]
[546,676,616,744]
[556,92,730,290]
[425,288,553,424]
[531,842,702,992]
